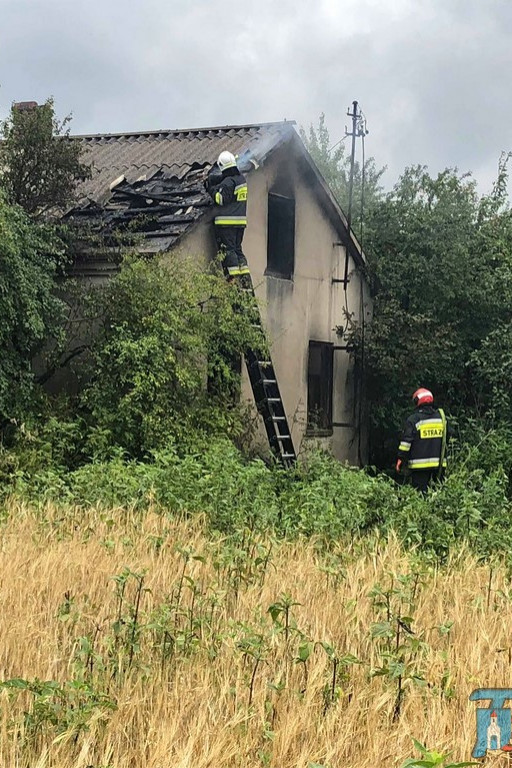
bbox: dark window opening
[266,192,295,279]
[307,341,333,435]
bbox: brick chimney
[13,101,39,112]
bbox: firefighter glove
[395,458,403,473]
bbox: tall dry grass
[0,499,510,767]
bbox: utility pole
[341,102,370,467]
[345,101,362,232]
[345,100,369,232]
[346,100,359,232]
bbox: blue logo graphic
[470,689,512,757]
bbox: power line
[328,134,349,153]
[360,131,366,248]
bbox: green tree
[353,157,512,466]
[0,98,90,216]
[0,191,66,426]
[0,98,93,430]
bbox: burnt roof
[76,121,295,204]
[68,167,212,257]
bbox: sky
[1,0,511,195]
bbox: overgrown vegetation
[80,254,263,458]
[0,99,261,461]
[2,430,512,562]
[361,158,512,466]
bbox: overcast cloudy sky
[1,0,511,194]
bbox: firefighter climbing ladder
[239,278,296,468]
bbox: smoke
[237,123,296,173]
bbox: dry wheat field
[0,499,510,768]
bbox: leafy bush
[80,254,263,458]
[4,433,512,560]
[0,677,116,738]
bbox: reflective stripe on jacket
[212,171,247,227]
[397,405,447,471]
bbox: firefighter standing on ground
[206,151,250,281]
[396,388,447,493]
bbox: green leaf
[370,621,394,638]
[0,678,30,690]
[297,641,314,662]
[445,763,480,768]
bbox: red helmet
[413,388,434,406]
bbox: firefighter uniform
[211,169,249,279]
[397,404,447,492]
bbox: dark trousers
[410,469,436,494]
[215,226,249,278]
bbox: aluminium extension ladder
[236,277,297,468]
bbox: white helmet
[217,151,237,171]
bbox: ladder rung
[244,331,295,465]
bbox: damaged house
[68,121,371,464]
